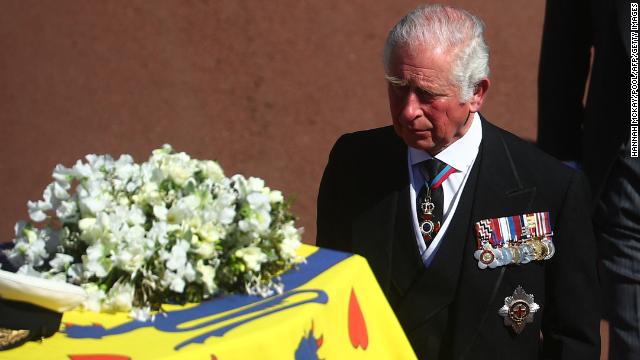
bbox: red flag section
[348,288,368,350]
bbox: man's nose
[401,90,422,120]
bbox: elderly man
[317,4,600,359]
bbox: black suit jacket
[538,0,631,201]
[317,118,600,359]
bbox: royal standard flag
[2,245,416,359]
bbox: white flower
[161,152,196,187]
[147,221,169,245]
[278,221,302,259]
[196,222,223,245]
[67,263,85,283]
[133,182,161,206]
[200,160,225,182]
[238,209,271,234]
[124,206,146,226]
[105,282,135,312]
[269,190,284,204]
[231,175,248,197]
[235,246,268,272]
[114,155,136,180]
[82,283,107,312]
[129,306,153,322]
[52,164,75,185]
[49,253,74,272]
[84,243,110,278]
[246,177,265,192]
[211,190,236,225]
[162,270,183,293]
[113,228,147,273]
[153,205,168,221]
[166,240,190,271]
[196,260,217,294]
[72,159,95,178]
[162,261,196,293]
[13,236,47,267]
[194,242,216,259]
[79,193,109,216]
[167,195,199,224]
[27,200,51,222]
[247,192,270,212]
[56,200,78,221]
[78,217,104,243]
[51,181,70,200]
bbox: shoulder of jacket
[482,117,577,180]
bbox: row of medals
[478,235,555,267]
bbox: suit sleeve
[537,0,593,162]
[542,171,601,359]
[316,134,353,252]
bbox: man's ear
[468,78,490,113]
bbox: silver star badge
[498,286,540,334]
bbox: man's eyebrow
[385,75,448,97]
[385,75,408,86]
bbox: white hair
[383,4,490,102]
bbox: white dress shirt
[407,112,483,267]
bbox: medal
[499,247,512,265]
[419,193,440,241]
[474,244,501,269]
[498,286,540,334]
[480,249,494,264]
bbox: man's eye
[415,88,436,99]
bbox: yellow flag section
[3,245,416,360]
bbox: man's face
[387,45,478,155]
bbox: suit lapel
[452,119,537,359]
[390,182,427,298]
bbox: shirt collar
[409,112,482,171]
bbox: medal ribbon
[428,164,455,189]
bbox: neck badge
[498,286,540,334]
[473,212,554,269]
